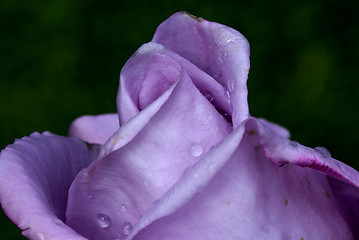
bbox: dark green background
[1,0,358,238]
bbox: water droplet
[225,37,237,44]
[208,164,217,173]
[81,170,91,183]
[221,52,228,62]
[204,93,214,103]
[315,147,331,158]
[96,213,111,228]
[85,192,93,199]
[289,141,299,148]
[123,222,132,235]
[191,145,203,157]
[337,163,345,171]
[53,218,63,226]
[120,204,127,212]
[230,81,235,90]
[36,233,45,240]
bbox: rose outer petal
[66,70,232,239]
[0,132,99,240]
[153,11,251,127]
[68,113,119,144]
[126,118,359,240]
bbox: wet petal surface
[67,70,232,239]
[153,11,250,126]
[127,118,359,240]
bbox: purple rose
[1,11,359,240]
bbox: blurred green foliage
[1,0,359,238]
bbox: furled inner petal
[109,41,233,158]
[99,78,176,159]
[117,43,179,125]
[68,113,119,145]
[125,118,358,240]
[152,11,250,126]
[0,132,99,240]
[66,70,232,240]
[117,41,232,126]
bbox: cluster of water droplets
[94,204,133,238]
[201,87,232,125]
[204,92,214,104]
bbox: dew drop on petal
[337,162,345,171]
[96,213,111,228]
[123,222,133,236]
[289,141,299,148]
[225,90,230,100]
[120,204,127,212]
[191,145,203,157]
[86,192,93,199]
[208,164,217,173]
[315,147,331,158]
[53,218,64,226]
[81,170,91,183]
[37,233,45,240]
[204,93,214,103]
[221,51,228,62]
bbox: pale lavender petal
[68,113,119,145]
[117,42,231,126]
[100,74,176,159]
[116,43,180,125]
[0,132,99,239]
[112,42,232,157]
[257,118,290,138]
[127,118,358,240]
[153,11,250,126]
[66,70,232,240]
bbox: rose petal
[327,177,359,237]
[68,113,119,144]
[0,132,99,240]
[257,118,290,139]
[100,75,176,159]
[66,70,232,240]
[126,118,359,239]
[117,42,231,126]
[116,43,178,125]
[111,42,232,158]
[153,11,250,126]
